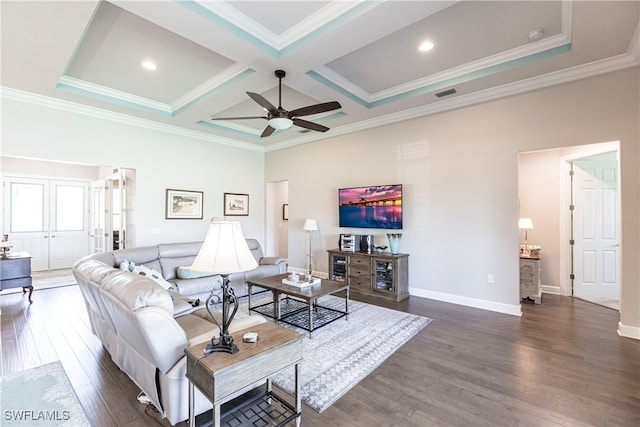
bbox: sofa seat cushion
[175,313,219,346]
[181,309,268,346]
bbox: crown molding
[266,52,639,152]
[3,50,636,156]
[1,87,264,152]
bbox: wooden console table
[185,321,303,426]
[0,252,33,303]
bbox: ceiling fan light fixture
[268,117,293,130]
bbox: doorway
[266,180,288,261]
[565,149,620,310]
[3,177,89,271]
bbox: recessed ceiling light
[142,60,157,71]
[419,41,434,52]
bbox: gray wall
[2,67,638,336]
[265,67,639,333]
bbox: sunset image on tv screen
[338,184,402,229]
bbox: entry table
[0,252,33,303]
[185,321,303,426]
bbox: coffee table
[247,273,349,337]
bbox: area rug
[0,361,90,426]
[233,293,432,413]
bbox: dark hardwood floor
[1,285,638,426]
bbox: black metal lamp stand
[204,274,238,354]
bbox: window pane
[56,185,84,231]
[10,183,44,232]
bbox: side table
[185,321,303,426]
[520,256,541,304]
[0,252,34,303]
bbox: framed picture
[165,189,203,219]
[224,193,249,216]
[283,204,289,220]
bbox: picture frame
[165,189,203,220]
[224,193,249,216]
[283,204,289,220]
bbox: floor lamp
[303,219,318,277]
[191,219,257,354]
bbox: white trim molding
[409,287,522,317]
[618,322,640,340]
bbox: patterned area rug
[0,361,90,426]
[234,293,432,413]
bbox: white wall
[265,67,640,334]
[0,97,266,247]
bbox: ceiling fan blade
[292,118,330,133]
[289,101,341,118]
[247,92,277,113]
[210,116,267,121]
[261,125,276,137]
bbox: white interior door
[572,152,620,299]
[3,178,50,271]
[49,180,89,269]
[3,177,89,271]
[90,180,107,254]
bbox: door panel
[49,181,89,269]
[90,180,107,254]
[572,153,619,299]
[4,178,49,271]
[3,177,89,271]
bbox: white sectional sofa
[71,238,284,425]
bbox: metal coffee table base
[251,296,348,336]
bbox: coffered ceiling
[2,1,638,151]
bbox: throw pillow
[119,260,136,272]
[131,264,176,291]
[176,266,214,279]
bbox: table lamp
[518,217,534,256]
[191,218,257,354]
[303,219,318,276]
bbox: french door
[4,177,89,271]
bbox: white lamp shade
[191,219,258,274]
[268,117,293,130]
[518,217,534,230]
[303,219,318,231]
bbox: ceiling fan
[211,70,342,137]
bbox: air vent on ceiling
[434,88,457,98]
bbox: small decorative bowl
[374,246,387,254]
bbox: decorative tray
[282,277,321,287]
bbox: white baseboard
[618,321,640,340]
[409,287,522,316]
[541,284,560,295]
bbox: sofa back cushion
[246,238,264,263]
[101,271,174,315]
[158,242,203,280]
[112,246,162,273]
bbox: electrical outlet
[487,274,495,283]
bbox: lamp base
[204,339,238,355]
[203,274,239,355]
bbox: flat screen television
[338,184,402,229]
